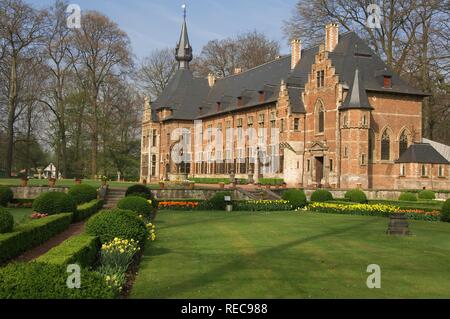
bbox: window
[362,114,368,127]
[399,131,408,156]
[329,159,334,172]
[151,155,157,177]
[316,102,325,134]
[248,116,254,128]
[152,130,157,147]
[383,76,392,88]
[400,164,406,177]
[344,146,349,158]
[280,119,285,132]
[421,165,427,177]
[316,70,325,87]
[270,112,276,129]
[343,114,348,127]
[237,118,243,128]
[438,165,444,177]
[167,133,171,147]
[294,118,300,131]
[259,113,265,125]
[361,154,366,165]
[307,159,311,172]
[381,129,390,160]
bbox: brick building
[140,17,450,190]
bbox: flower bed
[158,201,200,210]
[234,200,292,212]
[308,202,441,221]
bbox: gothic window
[152,130,157,147]
[294,118,300,131]
[399,131,409,156]
[316,70,325,87]
[316,101,325,134]
[381,129,391,160]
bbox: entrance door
[315,157,324,186]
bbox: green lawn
[0,178,146,189]
[131,211,450,299]
[7,208,33,224]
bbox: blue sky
[29,0,298,60]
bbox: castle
[140,16,450,190]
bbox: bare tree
[136,48,177,99]
[193,31,280,77]
[70,10,132,177]
[0,0,46,177]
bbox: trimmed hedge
[86,209,148,244]
[37,234,100,268]
[32,192,76,215]
[0,213,73,264]
[207,191,232,210]
[258,178,285,186]
[310,190,334,202]
[74,199,104,222]
[126,184,151,199]
[68,184,98,205]
[0,186,13,207]
[282,189,307,208]
[344,189,368,203]
[0,208,14,233]
[117,196,153,218]
[398,192,418,202]
[0,262,116,299]
[441,199,450,223]
[189,178,230,184]
[418,190,436,200]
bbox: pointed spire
[175,4,193,69]
[341,68,372,110]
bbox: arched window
[399,131,409,156]
[316,101,325,133]
[381,130,390,160]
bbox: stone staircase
[237,187,281,201]
[103,188,127,209]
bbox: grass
[7,208,33,224]
[131,211,450,299]
[0,178,145,189]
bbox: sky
[28,0,298,60]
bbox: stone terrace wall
[12,187,69,199]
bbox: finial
[182,4,186,21]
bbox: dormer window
[216,102,221,112]
[258,91,265,103]
[237,96,243,107]
[383,76,392,88]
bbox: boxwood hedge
[0,213,72,264]
[37,234,100,268]
[68,184,98,205]
[74,199,104,222]
[32,192,76,215]
[0,208,14,234]
[0,186,13,207]
[0,262,116,299]
[117,196,153,218]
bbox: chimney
[325,23,339,52]
[291,39,301,69]
[258,90,265,103]
[237,96,243,107]
[143,96,151,122]
[208,73,216,87]
[234,67,243,75]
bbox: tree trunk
[5,56,18,178]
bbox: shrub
[74,199,104,222]
[258,178,285,186]
[0,213,72,263]
[0,208,14,233]
[189,178,230,184]
[207,191,232,210]
[282,189,307,208]
[0,186,13,207]
[86,209,148,244]
[310,190,334,203]
[68,184,98,205]
[441,199,450,223]
[398,192,418,202]
[117,196,153,218]
[32,192,76,215]
[0,262,116,299]
[126,184,151,199]
[418,190,436,200]
[234,200,293,211]
[344,189,368,204]
[37,234,100,268]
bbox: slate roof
[396,144,450,164]
[152,31,426,122]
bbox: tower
[175,5,193,69]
